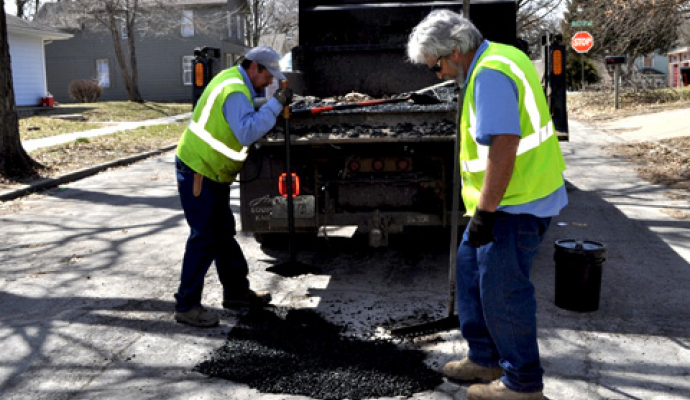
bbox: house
[34,0,249,103]
[633,53,668,88]
[668,47,690,87]
[633,67,666,89]
[6,14,72,106]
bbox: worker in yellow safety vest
[407,10,567,400]
[174,46,293,328]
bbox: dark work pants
[174,156,249,312]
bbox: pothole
[195,307,442,399]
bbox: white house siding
[8,32,48,106]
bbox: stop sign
[572,31,594,53]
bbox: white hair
[407,9,484,64]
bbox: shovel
[291,92,441,116]
[266,80,322,278]
[388,82,466,338]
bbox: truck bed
[263,103,458,144]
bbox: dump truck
[239,0,568,247]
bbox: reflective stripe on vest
[188,77,249,162]
[462,55,554,173]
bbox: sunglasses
[429,55,448,73]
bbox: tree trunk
[0,3,41,179]
[126,5,142,103]
[107,11,143,103]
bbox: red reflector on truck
[372,159,385,171]
[348,160,360,172]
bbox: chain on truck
[236,0,569,248]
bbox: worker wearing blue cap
[173,46,293,327]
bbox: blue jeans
[174,156,249,312]
[456,211,551,393]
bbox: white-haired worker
[407,9,567,400]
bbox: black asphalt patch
[195,307,443,399]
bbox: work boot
[223,289,272,309]
[443,357,503,383]
[467,379,543,400]
[174,306,219,328]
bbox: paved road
[0,115,689,400]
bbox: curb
[0,144,177,202]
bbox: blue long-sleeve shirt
[222,66,283,146]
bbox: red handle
[308,106,335,114]
[305,99,390,115]
[290,96,412,116]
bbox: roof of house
[668,46,690,55]
[638,67,665,76]
[6,14,73,40]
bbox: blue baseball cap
[245,46,286,81]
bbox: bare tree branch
[244,0,298,48]
[517,0,566,56]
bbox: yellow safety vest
[176,67,252,183]
[460,42,566,215]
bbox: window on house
[226,53,240,68]
[120,21,128,39]
[181,10,194,37]
[183,55,195,86]
[644,56,652,68]
[236,14,243,43]
[97,59,110,88]
[227,12,233,38]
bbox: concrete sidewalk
[596,107,690,142]
[22,112,192,152]
[0,114,688,400]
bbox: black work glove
[468,209,496,247]
[274,88,294,106]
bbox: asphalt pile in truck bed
[267,86,459,140]
[271,119,457,139]
[194,307,443,399]
[290,85,458,113]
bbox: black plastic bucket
[554,239,607,312]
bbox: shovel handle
[281,80,290,119]
[291,97,409,115]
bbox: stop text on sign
[571,31,594,53]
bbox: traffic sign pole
[581,54,585,91]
